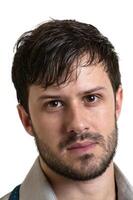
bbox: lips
[67,141,97,151]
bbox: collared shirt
[114,165,133,200]
[1,158,133,200]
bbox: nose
[65,104,90,134]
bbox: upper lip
[67,141,97,150]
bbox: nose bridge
[65,101,89,133]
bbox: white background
[0,0,133,197]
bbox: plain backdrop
[0,0,133,197]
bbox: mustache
[59,131,106,150]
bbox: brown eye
[48,100,63,108]
[86,95,97,102]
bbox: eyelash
[43,100,64,112]
[84,94,101,104]
[43,94,102,111]
[47,100,63,108]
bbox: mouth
[67,141,97,154]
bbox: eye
[84,94,100,104]
[48,100,63,107]
[44,100,64,112]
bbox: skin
[18,56,123,200]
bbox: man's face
[19,57,122,181]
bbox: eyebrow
[37,86,106,101]
[81,86,106,95]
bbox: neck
[40,158,116,200]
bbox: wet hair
[12,19,121,112]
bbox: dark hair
[12,19,121,112]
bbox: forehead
[29,61,113,99]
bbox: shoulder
[0,193,10,200]
[114,164,133,199]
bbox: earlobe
[17,104,34,136]
[115,85,123,119]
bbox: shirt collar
[20,158,133,200]
[20,158,57,200]
[114,164,133,200]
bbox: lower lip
[67,143,97,154]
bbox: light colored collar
[114,164,133,200]
[20,158,133,200]
[20,157,57,200]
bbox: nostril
[67,128,89,135]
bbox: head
[12,19,122,181]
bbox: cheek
[32,115,63,152]
[31,112,64,139]
[93,104,115,134]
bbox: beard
[33,123,118,181]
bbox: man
[1,19,133,200]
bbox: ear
[115,85,123,120]
[17,104,34,136]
